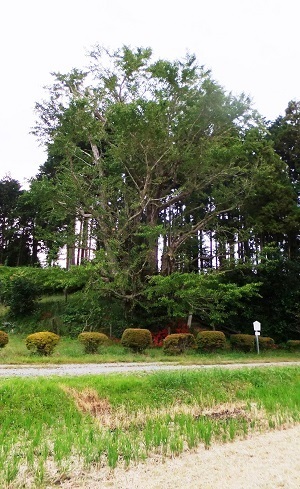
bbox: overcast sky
[1,0,300,186]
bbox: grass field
[0,334,299,365]
[0,366,299,487]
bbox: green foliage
[219,248,300,341]
[258,337,275,351]
[163,333,196,355]
[2,54,300,347]
[32,44,269,305]
[0,177,38,267]
[78,332,109,353]
[2,272,40,317]
[25,331,60,356]
[230,334,255,352]
[0,331,8,348]
[196,331,226,352]
[25,48,300,342]
[286,340,300,352]
[121,328,152,352]
[269,100,300,201]
[61,290,127,338]
[253,249,300,339]
[0,265,91,296]
[146,272,260,327]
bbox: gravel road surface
[0,361,299,377]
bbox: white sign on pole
[253,321,261,354]
[253,321,261,332]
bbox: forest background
[1,46,300,343]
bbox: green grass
[0,367,299,487]
[0,333,299,365]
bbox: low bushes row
[229,334,276,352]
[21,329,153,356]
[0,328,153,356]
[0,329,299,356]
[286,340,300,352]
[163,333,196,354]
[25,331,111,356]
[162,331,277,355]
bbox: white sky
[1,0,300,186]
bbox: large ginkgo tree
[32,46,282,309]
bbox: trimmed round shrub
[286,340,300,352]
[121,328,152,352]
[163,333,196,355]
[258,336,275,351]
[25,331,60,356]
[230,334,255,352]
[0,331,9,348]
[78,332,109,353]
[196,331,226,352]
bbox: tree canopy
[32,47,291,296]
[1,46,299,340]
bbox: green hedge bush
[163,333,196,355]
[196,331,226,352]
[25,331,60,356]
[0,331,9,348]
[230,334,255,352]
[3,273,40,317]
[258,336,275,350]
[121,328,152,352]
[78,332,109,353]
[286,340,300,352]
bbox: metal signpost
[253,321,261,354]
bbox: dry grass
[61,386,112,418]
[61,385,265,431]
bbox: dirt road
[53,424,300,488]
